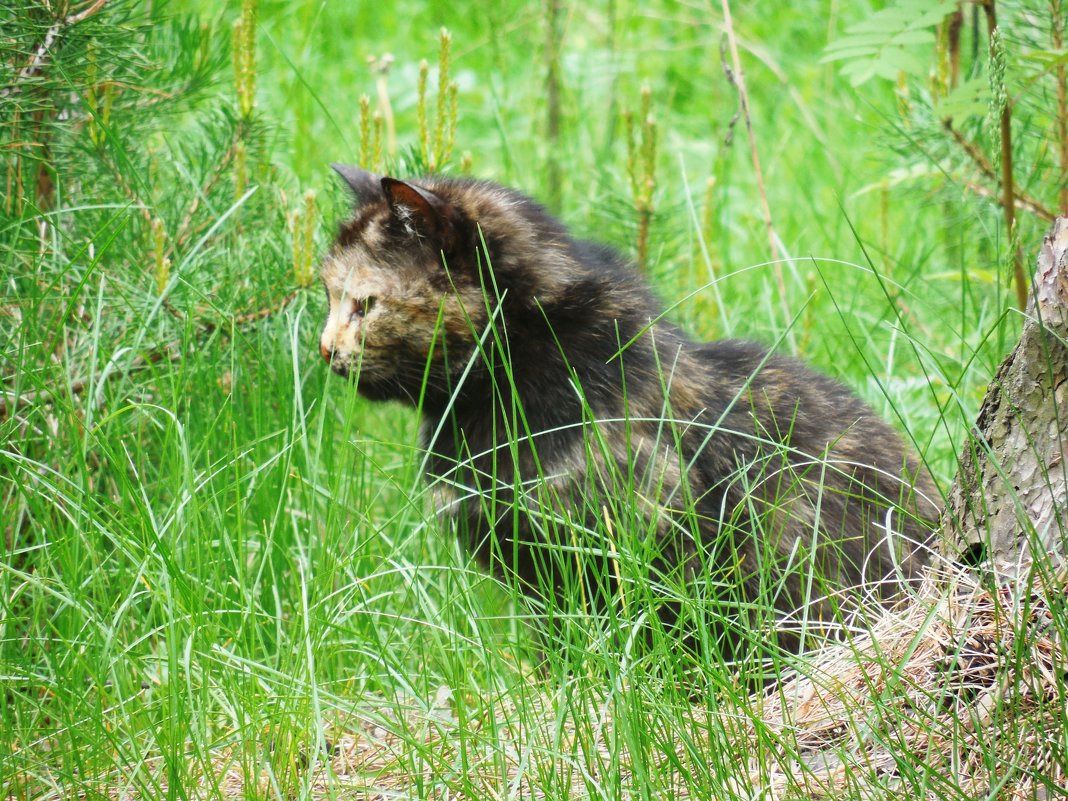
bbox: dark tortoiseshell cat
[319,164,938,654]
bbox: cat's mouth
[329,356,391,389]
[333,362,405,403]
[329,358,357,381]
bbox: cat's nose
[319,341,332,362]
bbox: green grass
[3,0,1066,798]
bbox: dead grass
[107,565,1066,800]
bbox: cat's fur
[320,164,938,654]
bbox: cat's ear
[381,177,459,250]
[330,163,382,205]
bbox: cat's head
[318,165,491,406]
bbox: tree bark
[944,216,1068,577]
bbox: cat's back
[687,337,938,528]
[687,339,887,431]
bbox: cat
[319,163,939,658]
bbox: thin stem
[983,0,1026,309]
[943,120,1056,221]
[1053,0,1068,212]
[719,0,786,305]
[544,0,564,210]
[948,7,963,89]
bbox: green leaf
[841,59,879,86]
[909,2,960,28]
[823,0,956,85]
[888,30,936,47]
[830,33,904,50]
[937,77,990,123]
[1019,48,1068,68]
[821,46,882,64]
[880,47,926,75]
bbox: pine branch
[0,0,109,100]
[102,152,154,225]
[960,177,1056,222]
[169,136,241,255]
[943,120,1057,221]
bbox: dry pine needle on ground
[123,565,1066,800]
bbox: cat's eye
[351,296,376,322]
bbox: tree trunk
[944,216,1068,577]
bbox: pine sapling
[416,29,459,171]
[232,0,257,119]
[291,190,317,288]
[625,84,657,272]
